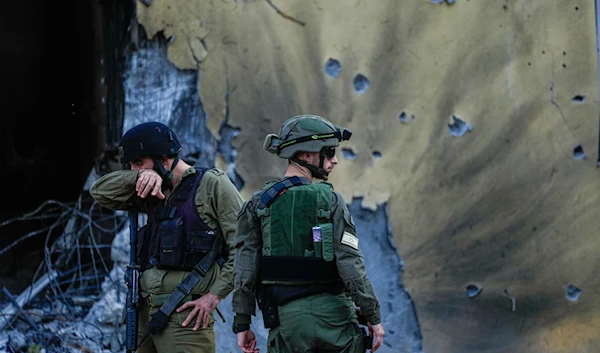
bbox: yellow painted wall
[138,1,600,351]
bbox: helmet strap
[152,155,180,184]
[291,157,329,180]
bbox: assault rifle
[125,208,140,352]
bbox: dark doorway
[0,0,102,298]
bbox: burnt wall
[0,0,101,296]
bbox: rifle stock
[125,209,140,352]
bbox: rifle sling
[150,234,223,325]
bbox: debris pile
[0,197,129,353]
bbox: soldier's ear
[300,152,313,162]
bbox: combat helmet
[263,114,352,179]
[118,121,182,180]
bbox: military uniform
[231,115,382,353]
[91,166,244,353]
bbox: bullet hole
[466,284,482,298]
[341,148,356,160]
[562,64,566,68]
[502,4,507,10]
[324,58,341,78]
[575,6,579,11]
[448,115,473,137]
[528,62,531,66]
[353,74,369,94]
[372,151,382,159]
[532,226,537,232]
[572,95,586,103]
[399,112,407,123]
[542,50,545,54]
[503,289,516,311]
[573,145,585,160]
[563,51,567,56]
[566,284,581,302]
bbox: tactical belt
[268,281,345,306]
[260,256,339,282]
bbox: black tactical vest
[137,168,220,271]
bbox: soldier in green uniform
[90,121,244,353]
[231,115,385,353]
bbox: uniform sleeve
[332,191,382,325]
[232,195,262,325]
[196,168,245,299]
[89,170,139,210]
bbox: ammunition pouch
[157,217,185,269]
[156,217,215,271]
[257,284,280,329]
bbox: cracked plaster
[136,0,600,352]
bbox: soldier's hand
[177,292,221,330]
[368,322,385,352]
[237,330,259,353]
[136,169,165,199]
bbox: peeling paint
[218,82,244,190]
[348,199,422,353]
[122,34,217,168]
[134,1,600,351]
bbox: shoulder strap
[258,176,311,209]
[160,168,209,220]
[182,167,209,198]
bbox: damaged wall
[115,32,420,352]
[129,0,600,352]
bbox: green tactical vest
[257,177,340,285]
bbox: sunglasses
[321,147,336,159]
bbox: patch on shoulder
[341,232,359,250]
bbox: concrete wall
[135,1,600,352]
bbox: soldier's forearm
[90,170,138,210]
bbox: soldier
[90,121,244,353]
[231,115,385,353]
